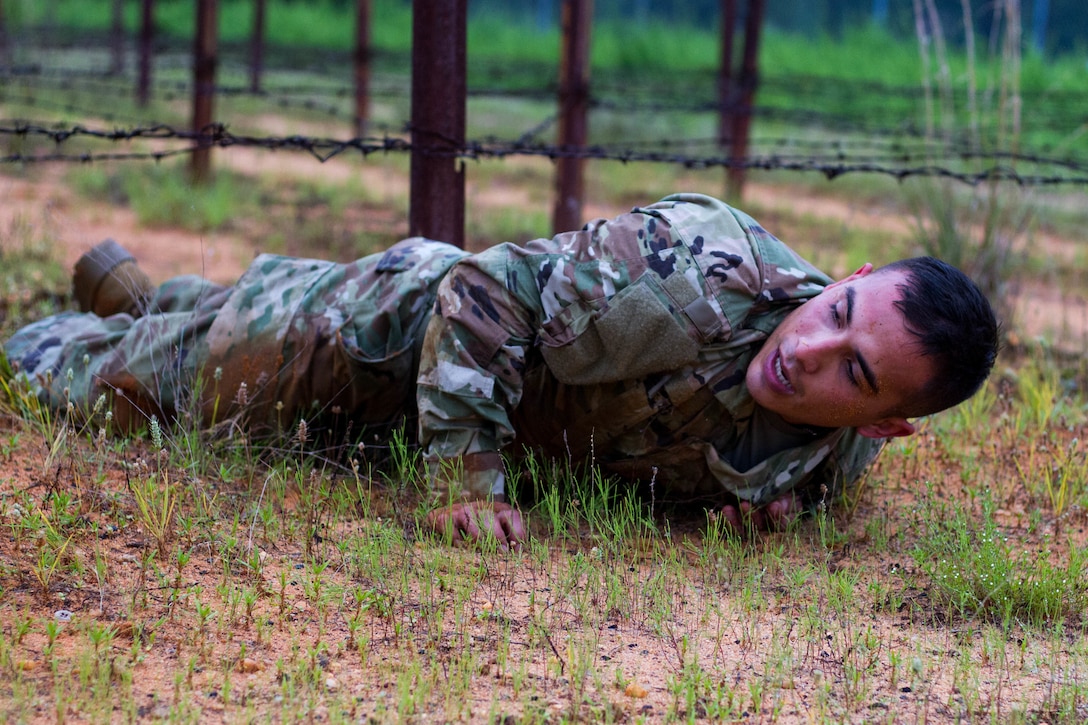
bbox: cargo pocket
[333,326,419,424]
[539,276,700,384]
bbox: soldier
[4,194,999,547]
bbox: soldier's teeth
[774,355,789,388]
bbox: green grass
[7,0,414,53]
[74,162,251,232]
[0,217,70,334]
[911,488,1088,627]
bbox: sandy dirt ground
[0,149,1086,723]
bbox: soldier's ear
[824,263,873,291]
[857,417,915,439]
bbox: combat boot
[72,239,154,318]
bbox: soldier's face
[746,265,933,439]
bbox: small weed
[1015,434,1088,517]
[128,471,180,558]
[911,492,1088,626]
[1013,357,1064,433]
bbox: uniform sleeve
[414,244,534,501]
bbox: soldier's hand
[718,492,800,535]
[426,501,526,550]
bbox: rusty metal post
[137,0,154,106]
[552,0,592,235]
[409,0,466,248]
[0,0,9,69]
[717,0,736,148]
[249,0,265,93]
[190,0,218,185]
[726,0,764,201]
[109,0,125,75]
[353,0,370,137]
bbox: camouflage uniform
[4,194,883,507]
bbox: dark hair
[877,257,1000,418]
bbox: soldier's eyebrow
[846,287,880,394]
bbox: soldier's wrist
[426,451,506,502]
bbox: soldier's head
[745,256,998,438]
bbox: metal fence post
[136,0,154,107]
[718,0,736,150]
[249,0,265,94]
[109,0,125,75]
[726,0,764,201]
[552,0,592,235]
[409,0,466,248]
[0,0,6,68]
[191,0,218,185]
[354,0,370,138]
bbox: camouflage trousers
[4,238,468,436]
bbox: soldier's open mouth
[772,348,794,393]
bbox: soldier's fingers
[426,508,463,543]
[459,508,484,542]
[747,507,768,530]
[765,494,801,529]
[720,505,743,532]
[738,500,763,530]
[478,507,515,548]
[496,510,526,547]
[486,520,512,551]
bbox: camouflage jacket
[418,193,884,505]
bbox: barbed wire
[5,60,1087,183]
[9,89,1078,166]
[4,120,1082,168]
[4,121,1087,186]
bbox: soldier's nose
[796,333,839,371]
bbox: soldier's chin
[746,374,782,415]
